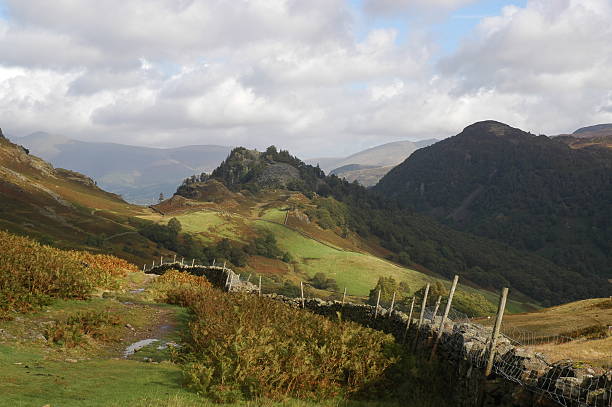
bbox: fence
[144,262,612,407]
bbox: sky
[0,0,611,158]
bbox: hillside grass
[479,298,612,367]
[255,221,431,296]
[138,200,535,314]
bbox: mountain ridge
[17,132,232,205]
[375,120,612,286]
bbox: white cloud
[0,0,611,158]
[364,0,478,15]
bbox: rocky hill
[375,120,612,286]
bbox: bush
[44,310,122,347]
[0,230,137,319]
[310,272,338,291]
[164,284,399,401]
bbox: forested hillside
[375,121,612,288]
[176,144,609,306]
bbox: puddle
[123,339,159,357]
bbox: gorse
[0,230,138,319]
[159,272,399,402]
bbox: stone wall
[146,265,611,407]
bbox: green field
[256,221,432,296]
[144,207,537,313]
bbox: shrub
[44,310,122,347]
[164,284,399,401]
[310,272,339,291]
[0,230,137,319]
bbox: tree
[167,217,182,235]
[367,276,400,307]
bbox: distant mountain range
[306,139,439,187]
[375,121,612,291]
[16,132,232,205]
[554,123,612,150]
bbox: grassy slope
[0,270,409,407]
[0,136,173,265]
[479,298,612,367]
[144,195,535,313]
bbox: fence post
[403,297,416,343]
[431,275,459,360]
[142,264,145,272]
[300,281,305,309]
[191,258,195,267]
[341,287,347,307]
[212,259,216,267]
[173,254,176,263]
[389,291,396,317]
[374,289,381,319]
[228,274,234,292]
[222,261,226,272]
[181,258,184,266]
[417,284,430,330]
[485,287,509,377]
[258,276,262,297]
[246,274,252,283]
[432,295,442,322]
[160,256,163,265]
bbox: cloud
[363,0,478,15]
[439,0,612,133]
[0,0,611,158]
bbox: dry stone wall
[146,264,611,407]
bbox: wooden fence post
[432,296,442,322]
[374,289,381,319]
[258,276,262,297]
[181,257,184,266]
[413,284,430,350]
[160,256,163,265]
[417,284,430,330]
[228,274,234,292]
[173,254,176,263]
[431,275,459,360]
[300,282,305,309]
[212,259,216,267]
[403,297,416,343]
[389,291,396,317]
[485,287,509,376]
[341,287,347,307]
[142,264,146,272]
[191,259,195,267]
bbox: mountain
[375,120,612,286]
[17,132,232,205]
[572,123,612,136]
[0,128,171,264]
[554,124,612,150]
[306,139,439,187]
[174,144,608,306]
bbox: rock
[125,323,135,331]
[65,358,78,363]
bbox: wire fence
[144,262,612,407]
